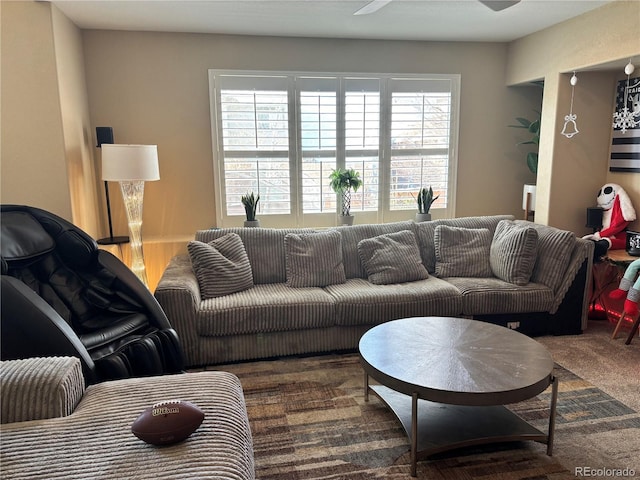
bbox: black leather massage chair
[1,205,184,384]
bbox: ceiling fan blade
[478,0,521,12]
[353,0,394,16]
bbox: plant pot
[244,220,261,228]
[415,213,432,222]
[339,215,354,226]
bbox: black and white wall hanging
[611,60,640,173]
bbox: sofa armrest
[0,357,85,423]
[549,238,594,317]
[154,255,201,365]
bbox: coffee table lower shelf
[370,384,551,465]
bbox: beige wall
[1,1,72,221]
[507,0,640,233]
[0,1,101,236]
[82,31,540,237]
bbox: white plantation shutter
[216,74,291,216]
[298,77,338,214]
[210,71,458,227]
[345,78,380,213]
[389,78,452,211]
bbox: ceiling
[51,0,615,43]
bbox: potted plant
[241,191,260,227]
[329,168,362,226]
[510,112,541,218]
[415,186,439,222]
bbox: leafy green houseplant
[241,191,260,226]
[509,114,540,175]
[329,168,362,224]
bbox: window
[210,71,459,227]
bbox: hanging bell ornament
[570,74,578,86]
[561,113,579,138]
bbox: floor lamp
[101,144,160,287]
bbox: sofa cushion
[187,234,253,299]
[0,357,85,423]
[412,215,514,273]
[332,221,415,279]
[284,230,346,288]
[357,230,428,285]
[490,220,539,286]
[445,277,554,315]
[514,220,576,291]
[434,225,492,278]
[197,283,336,336]
[324,277,462,327]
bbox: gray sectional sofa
[0,356,255,479]
[155,215,594,367]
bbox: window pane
[301,155,337,213]
[220,90,289,151]
[346,157,379,212]
[391,92,451,149]
[389,154,448,210]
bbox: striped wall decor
[610,76,640,173]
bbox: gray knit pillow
[490,220,539,285]
[187,233,254,299]
[284,230,346,288]
[357,230,428,285]
[434,225,492,278]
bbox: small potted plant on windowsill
[415,186,439,222]
[241,191,260,227]
[329,168,362,226]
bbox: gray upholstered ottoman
[0,357,254,479]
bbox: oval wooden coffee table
[359,316,558,477]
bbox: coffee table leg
[411,392,418,477]
[364,371,369,402]
[547,375,558,456]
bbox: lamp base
[97,236,130,245]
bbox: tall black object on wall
[96,127,129,245]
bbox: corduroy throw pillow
[284,230,346,288]
[490,220,539,285]
[187,233,254,299]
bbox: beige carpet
[203,319,639,479]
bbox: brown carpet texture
[212,349,639,480]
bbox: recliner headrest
[0,212,55,264]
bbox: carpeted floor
[205,319,639,479]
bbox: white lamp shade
[102,144,160,181]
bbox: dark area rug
[208,354,639,479]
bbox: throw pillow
[490,220,539,285]
[357,230,428,285]
[284,230,346,288]
[187,233,254,299]
[434,225,492,278]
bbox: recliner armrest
[0,357,85,423]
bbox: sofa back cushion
[490,220,539,285]
[331,221,415,279]
[357,230,428,285]
[514,220,576,291]
[284,230,346,288]
[413,215,514,273]
[196,228,315,284]
[434,225,492,278]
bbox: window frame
[209,70,460,228]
